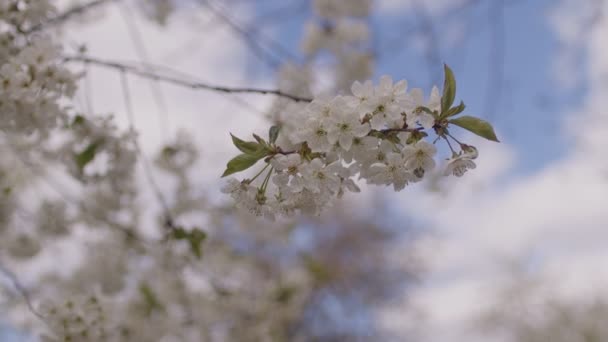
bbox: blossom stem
[378,127,424,134]
[260,166,274,193]
[249,162,271,183]
[446,132,464,146]
[443,136,456,154]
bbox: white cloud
[380,1,608,339]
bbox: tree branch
[26,0,119,34]
[0,261,46,322]
[63,55,313,102]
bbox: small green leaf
[172,227,207,259]
[71,115,85,127]
[406,130,428,145]
[231,133,261,154]
[172,227,188,239]
[188,229,207,258]
[139,283,164,315]
[268,125,280,144]
[274,286,297,304]
[416,106,435,116]
[303,256,332,285]
[221,152,268,177]
[74,141,101,172]
[368,130,385,139]
[162,146,178,157]
[3,187,11,196]
[442,101,466,119]
[441,64,456,113]
[449,116,499,142]
[252,133,266,145]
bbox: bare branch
[26,0,119,34]
[198,0,298,68]
[63,55,313,102]
[117,1,171,140]
[119,71,178,232]
[0,261,46,322]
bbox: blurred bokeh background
[1,0,607,341]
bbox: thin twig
[0,262,46,322]
[198,0,289,68]
[64,55,313,102]
[26,0,119,34]
[119,71,178,231]
[118,2,171,140]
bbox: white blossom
[407,87,439,129]
[301,158,342,194]
[347,79,377,115]
[367,153,414,191]
[444,154,477,177]
[327,104,370,150]
[402,140,437,178]
[295,117,333,152]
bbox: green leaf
[406,130,428,145]
[188,229,207,258]
[449,116,500,142]
[172,227,207,259]
[71,115,85,127]
[252,133,266,145]
[274,286,297,304]
[172,227,188,239]
[221,152,268,177]
[268,125,280,144]
[161,146,178,159]
[441,64,456,113]
[442,101,466,119]
[139,283,164,315]
[303,256,332,285]
[74,141,101,172]
[231,133,261,154]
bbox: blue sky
[248,0,583,176]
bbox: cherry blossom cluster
[39,296,112,342]
[0,37,78,137]
[0,1,80,138]
[0,0,55,28]
[60,115,139,228]
[223,66,498,219]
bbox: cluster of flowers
[0,0,55,27]
[59,115,139,228]
[223,67,497,219]
[0,1,78,138]
[39,296,112,342]
[0,36,77,134]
